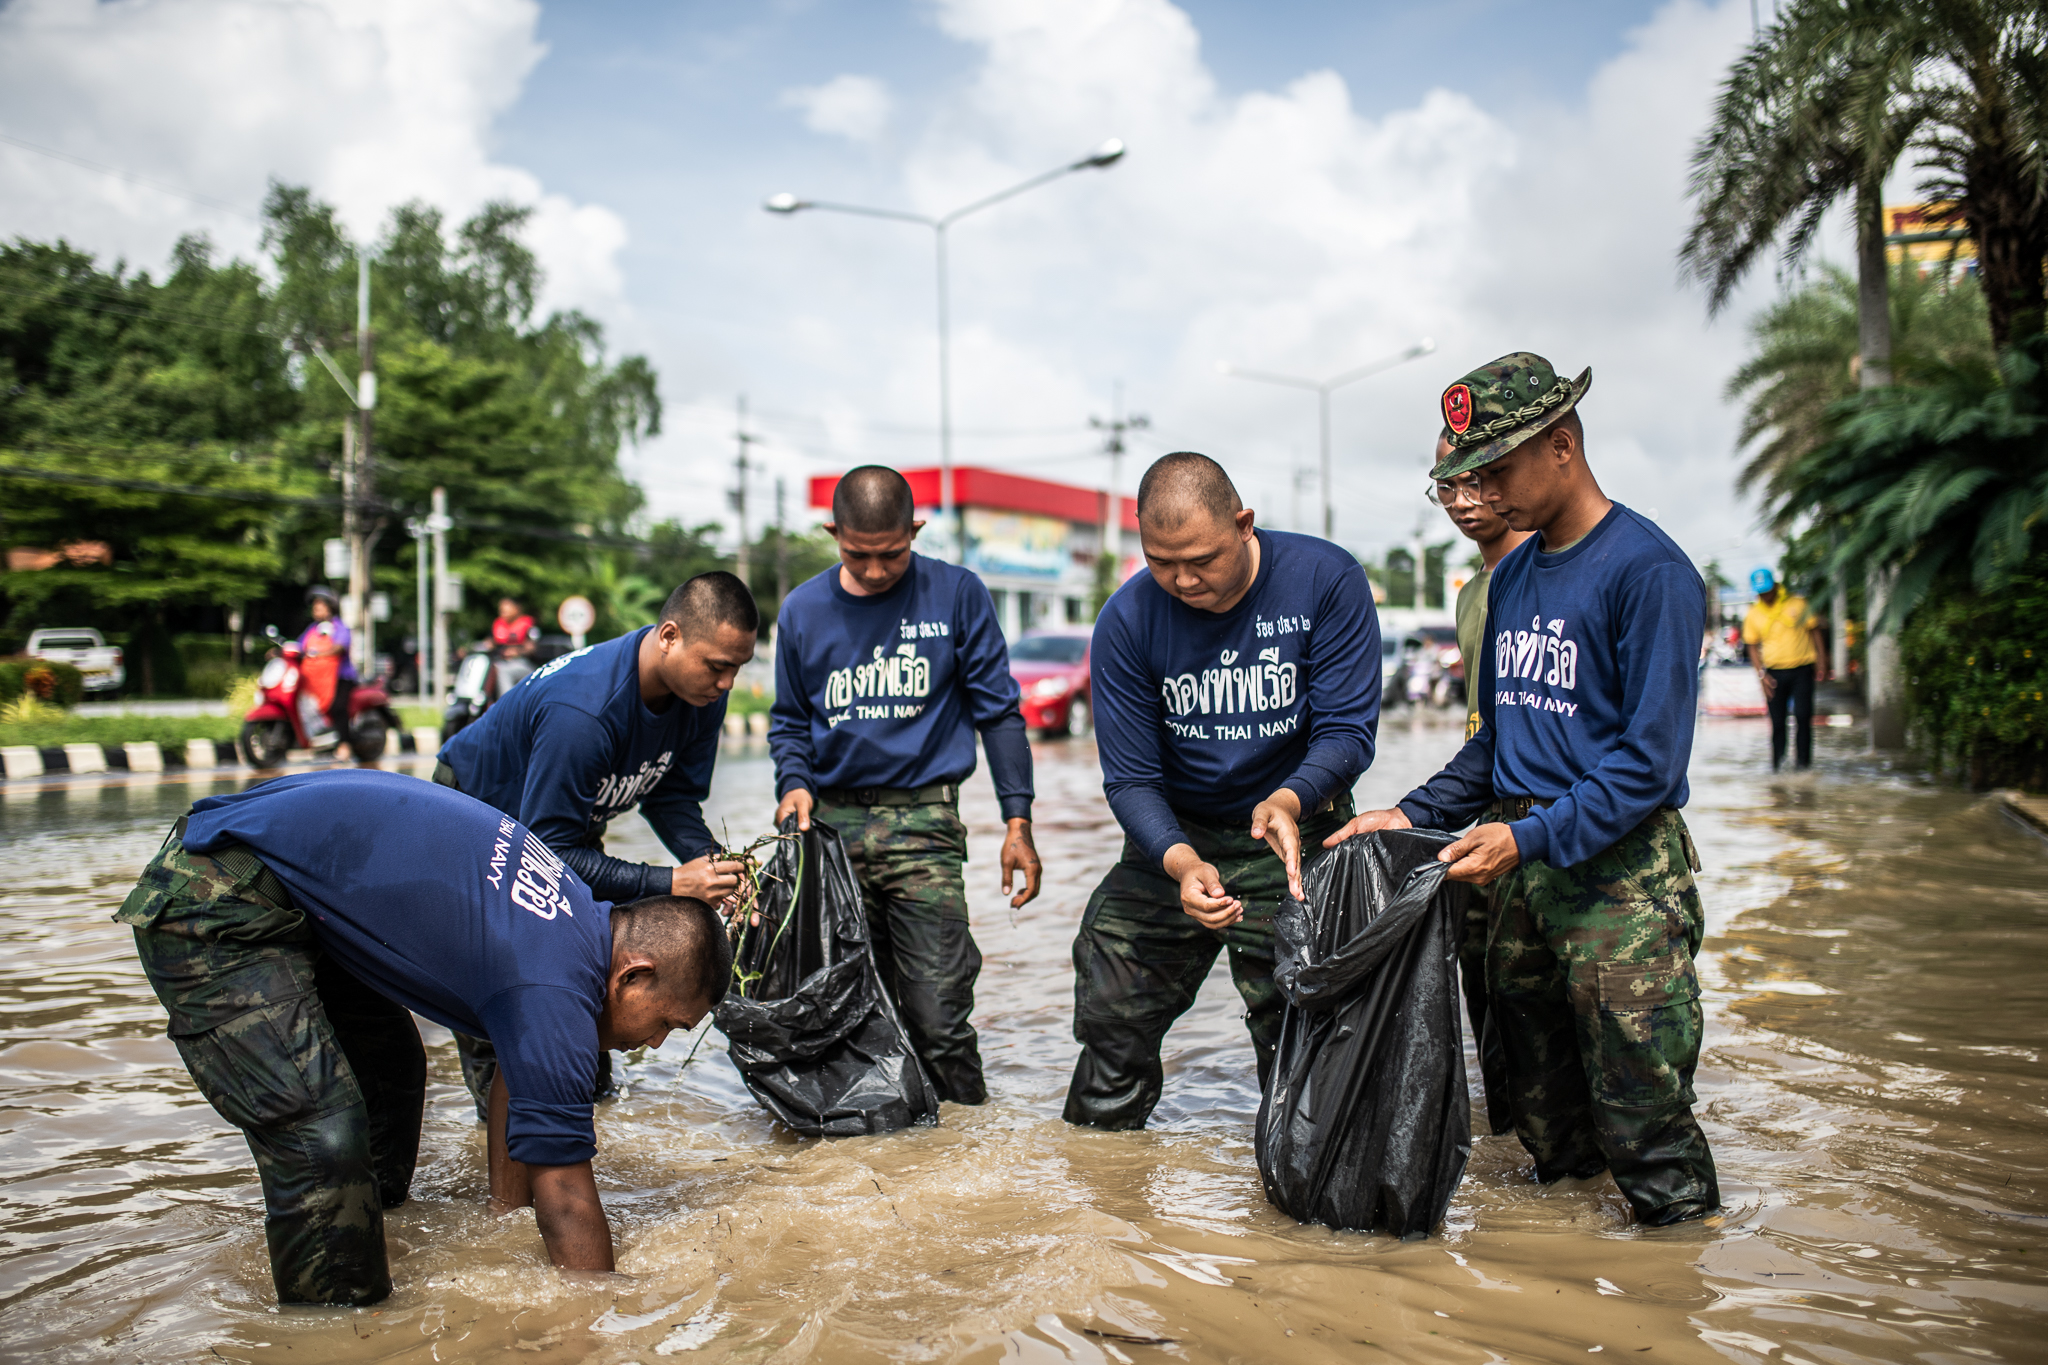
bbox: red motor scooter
[238,626,398,767]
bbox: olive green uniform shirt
[1456,566,1491,740]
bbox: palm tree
[1894,0,2048,347]
[1728,260,1994,502]
[1776,332,2048,633]
[1682,0,1923,390]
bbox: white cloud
[720,0,1780,570]
[781,74,894,144]
[0,0,627,322]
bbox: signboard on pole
[557,595,595,649]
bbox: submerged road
[1,712,2043,1362]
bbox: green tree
[263,186,662,643]
[1686,0,2048,357]
[0,236,311,678]
[1774,331,2048,632]
[1683,0,1923,388]
[1728,261,1994,505]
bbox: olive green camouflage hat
[1428,352,1592,480]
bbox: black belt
[818,781,958,807]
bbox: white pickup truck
[26,628,125,695]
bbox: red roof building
[809,466,1138,636]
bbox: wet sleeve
[1400,609,1499,830]
[954,577,1033,821]
[1280,559,1380,814]
[637,699,723,867]
[767,613,816,801]
[478,985,600,1167]
[1512,562,1704,868]
[1092,609,1185,865]
[519,703,670,903]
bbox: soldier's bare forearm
[485,1071,532,1213]
[530,1162,614,1272]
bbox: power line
[0,462,657,550]
[0,130,262,221]
[0,281,282,341]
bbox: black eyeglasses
[1426,481,1482,508]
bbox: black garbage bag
[713,818,940,1136]
[1255,827,1472,1237]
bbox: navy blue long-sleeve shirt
[769,555,1033,819]
[1398,504,1705,868]
[1092,528,1381,865]
[182,771,609,1166]
[438,627,724,902]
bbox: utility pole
[348,255,377,677]
[1089,383,1148,590]
[774,476,790,613]
[308,256,378,680]
[431,486,450,704]
[731,395,764,590]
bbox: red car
[1009,627,1092,735]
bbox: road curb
[1,729,430,782]
[1998,791,2048,847]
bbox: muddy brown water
[2,715,2044,1362]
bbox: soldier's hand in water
[1001,818,1043,909]
[672,854,745,904]
[1250,789,1305,901]
[1321,806,1413,848]
[1163,843,1241,929]
[773,786,814,832]
[1439,821,1519,884]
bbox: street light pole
[765,139,1126,559]
[1220,338,1436,540]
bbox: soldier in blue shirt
[436,571,759,1114]
[114,770,731,1304]
[769,466,1041,1104]
[1327,353,1719,1226]
[1071,452,1381,1129]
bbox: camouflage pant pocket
[1590,951,1701,1110]
[173,988,348,1131]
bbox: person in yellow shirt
[1741,568,1829,770]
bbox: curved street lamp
[1219,338,1436,540]
[764,139,1126,555]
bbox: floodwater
[2,714,2044,1363]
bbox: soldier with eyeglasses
[1427,440,1532,743]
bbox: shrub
[1903,558,2048,790]
[0,712,240,750]
[0,656,87,708]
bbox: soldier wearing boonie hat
[1326,351,1721,1226]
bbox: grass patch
[0,713,240,751]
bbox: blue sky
[0,0,1796,573]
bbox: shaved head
[610,895,732,1011]
[831,465,917,535]
[661,570,760,644]
[1136,452,1242,532]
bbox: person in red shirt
[492,596,538,656]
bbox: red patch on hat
[1443,383,1472,435]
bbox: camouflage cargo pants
[1064,798,1353,1130]
[1485,805,1720,1224]
[116,820,425,1305]
[814,793,984,1105]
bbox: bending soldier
[116,769,730,1304]
[1328,353,1720,1225]
[1069,451,1380,1128]
[435,571,758,1114]
[769,465,1041,1105]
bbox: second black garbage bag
[1256,827,1472,1237]
[713,818,940,1137]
